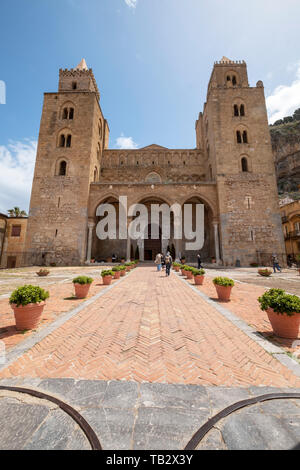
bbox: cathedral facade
[23,57,285,266]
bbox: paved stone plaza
[0,265,300,449]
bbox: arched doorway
[144,223,162,261]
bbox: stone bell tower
[196,56,285,266]
[24,59,109,266]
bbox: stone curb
[0,270,133,374]
[175,273,300,378]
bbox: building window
[69,108,74,120]
[234,104,239,116]
[62,108,68,119]
[240,104,245,116]
[242,130,248,143]
[241,157,249,172]
[94,167,98,182]
[59,160,67,176]
[236,131,242,143]
[66,135,72,147]
[62,106,74,120]
[232,75,237,86]
[11,225,21,237]
[59,134,66,147]
[72,82,77,90]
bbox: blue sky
[1,0,300,212]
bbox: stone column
[86,221,95,263]
[138,237,144,261]
[213,222,221,264]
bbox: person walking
[155,253,162,272]
[165,251,173,277]
[272,254,281,273]
[197,253,203,269]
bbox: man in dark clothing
[197,253,203,269]
[165,252,172,276]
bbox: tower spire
[76,58,88,70]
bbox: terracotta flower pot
[113,271,121,279]
[267,308,300,339]
[180,269,185,276]
[194,275,205,285]
[120,270,126,277]
[186,271,194,279]
[125,266,131,272]
[74,283,91,299]
[174,266,180,272]
[103,275,113,285]
[215,284,232,301]
[11,302,45,331]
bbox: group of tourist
[155,252,203,276]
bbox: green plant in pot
[112,266,122,279]
[101,269,114,285]
[36,268,50,277]
[118,265,127,277]
[184,266,194,279]
[72,276,93,299]
[173,262,181,272]
[192,268,205,285]
[9,285,49,331]
[213,277,234,301]
[258,288,300,339]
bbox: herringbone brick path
[1,267,300,387]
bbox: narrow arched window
[66,135,72,147]
[94,167,98,182]
[72,82,77,90]
[227,75,231,82]
[234,105,239,116]
[242,131,248,144]
[59,134,65,147]
[240,104,245,116]
[62,108,68,119]
[69,108,74,120]
[97,143,101,159]
[232,76,237,86]
[236,131,242,144]
[241,157,248,172]
[59,160,67,176]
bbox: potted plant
[296,255,300,275]
[121,256,125,263]
[211,257,216,264]
[180,256,186,264]
[258,268,272,277]
[101,269,114,285]
[185,266,194,280]
[192,268,205,285]
[173,262,181,272]
[213,277,234,301]
[180,264,186,276]
[124,262,131,272]
[36,268,50,277]
[112,266,121,279]
[119,265,127,277]
[258,288,300,339]
[73,276,93,299]
[9,285,49,331]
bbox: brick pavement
[1,267,300,387]
[0,277,109,351]
[186,273,300,355]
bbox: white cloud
[115,133,138,149]
[266,62,300,124]
[0,139,37,214]
[124,0,138,8]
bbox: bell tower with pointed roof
[58,58,100,101]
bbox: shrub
[9,285,49,307]
[173,262,181,267]
[72,276,93,285]
[258,289,300,316]
[101,270,114,277]
[118,265,126,271]
[112,266,122,272]
[124,262,131,267]
[250,262,259,267]
[213,277,235,287]
[184,266,193,272]
[258,268,272,277]
[192,268,205,276]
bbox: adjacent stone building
[23,57,285,266]
[0,214,28,268]
[280,198,300,260]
